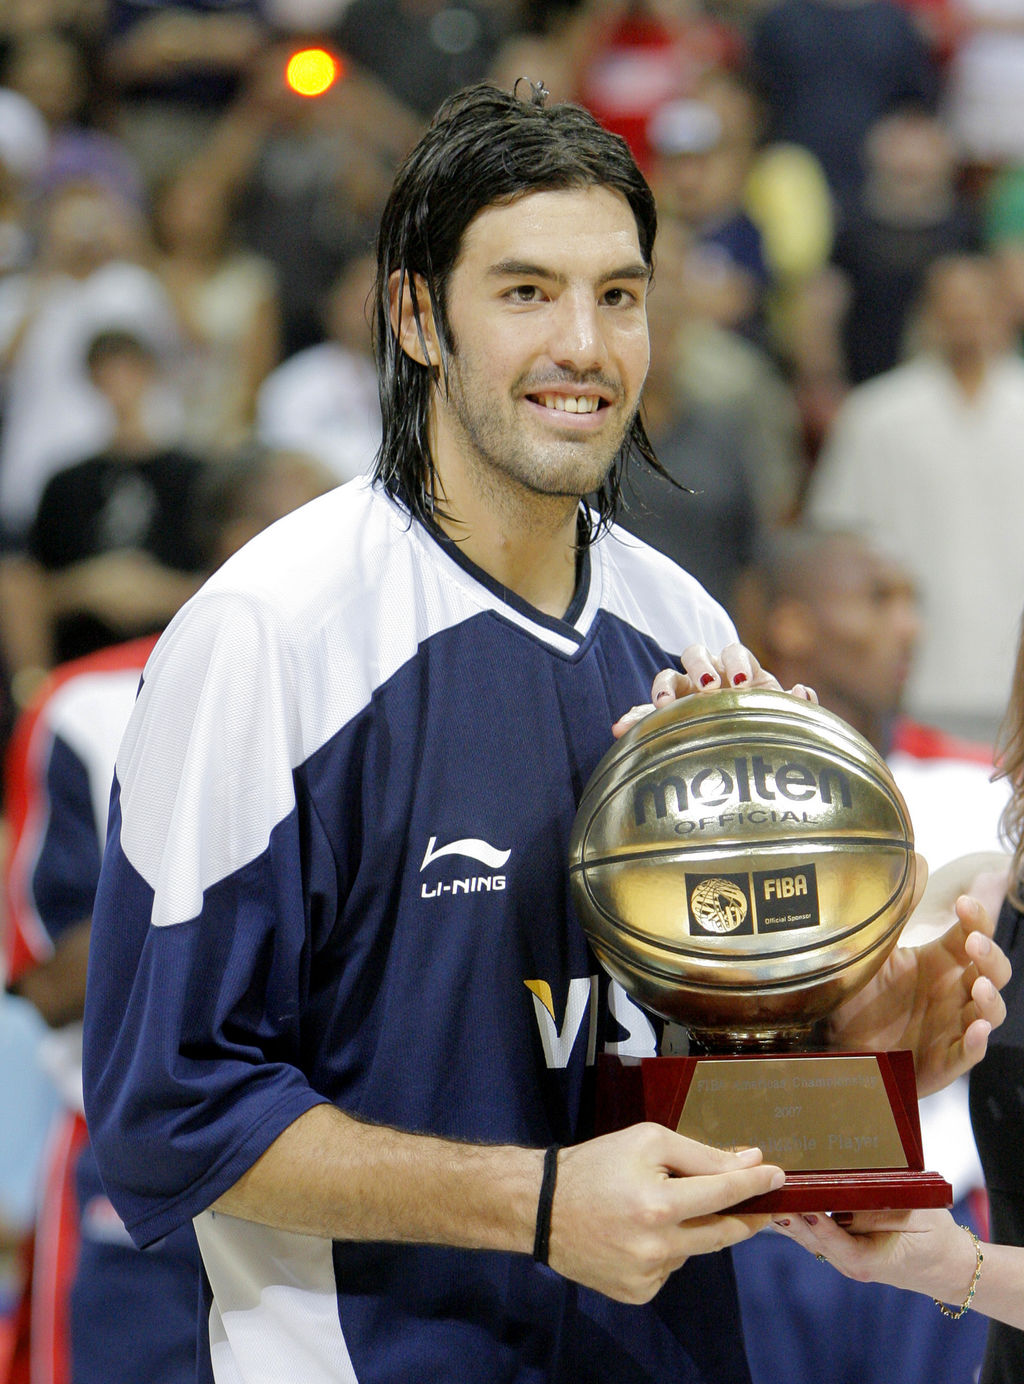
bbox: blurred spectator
[982,163,1024,353]
[730,522,1000,1384]
[570,0,743,174]
[0,179,180,541]
[262,0,354,29]
[749,0,941,211]
[256,252,379,483]
[487,1,583,103]
[0,446,334,1384]
[202,40,414,356]
[831,106,981,384]
[0,0,106,46]
[652,218,805,524]
[617,224,761,606]
[896,0,963,67]
[3,641,200,1384]
[0,89,48,277]
[695,67,834,352]
[943,0,1024,182]
[154,162,281,452]
[12,329,207,675]
[193,443,336,571]
[0,994,57,1249]
[983,160,1024,247]
[0,993,58,1383]
[651,65,837,463]
[101,0,267,187]
[733,525,1010,856]
[335,0,506,119]
[648,93,771,345]
[806,254,1024,741]
[0,27,142,206]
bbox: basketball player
[3,448,334,1384]
[4,636,199,1384]
[81,84,1007,1384]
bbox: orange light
[285,48,341,98]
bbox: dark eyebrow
[488,258,652,286]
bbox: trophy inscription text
[675,1056,908,1171]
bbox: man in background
[731,523,1005,1384]
[2,446,332,1384]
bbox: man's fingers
[658,1130,765,1177]
[663,1210,774,1266]
[663,1162,785,1222]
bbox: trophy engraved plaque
[569,687,952,1213]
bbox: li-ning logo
[633,754,853,827]
[419,835,510,899]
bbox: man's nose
[548,291,607,374]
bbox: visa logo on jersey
[524,976,657,1069]
[419,834,509,898]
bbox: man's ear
[389,269,441,367]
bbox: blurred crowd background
[0,1,1022,1381]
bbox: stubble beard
[440,349,636,519]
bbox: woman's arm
[773,1207,1024,1329]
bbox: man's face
[805,542,920,721]
[927,261,1008,360]
[428,185,651,507]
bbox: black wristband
[532,1144,561,1265]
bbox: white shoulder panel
[195,1211,359,1384]
[46,669,145,842]
[592,523,738,654]
[115,482,496,926]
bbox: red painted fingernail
[802,1214,819,1226]
[774,1218,791,1227]
[833,1212,853,1227]
[700,673,715,687]
[733,673,748,685]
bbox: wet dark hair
[371,80,660,543]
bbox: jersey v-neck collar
[413,508,600,649]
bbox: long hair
[994,608,1024,905]
[371,81,660,544]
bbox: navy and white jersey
[5,640,156,995]
[83,478,750,1384]
[3,638,201,1384]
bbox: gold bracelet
[933,1225,984,1319]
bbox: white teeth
[538,394,599,414]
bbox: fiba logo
[690,878,748,932]
[686,873,754,936]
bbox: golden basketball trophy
[569,687,952,1212]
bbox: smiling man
[80,83,1006,1384]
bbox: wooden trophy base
[595,1051,952,1213]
